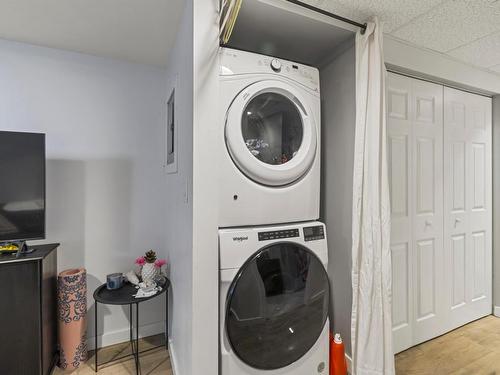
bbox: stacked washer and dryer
[218,47,331,375]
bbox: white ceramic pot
[141,263,158,285]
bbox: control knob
[270,59,282,72]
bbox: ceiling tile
[489,64,500,73]
[302,0,445,33]
[448,31,500,68]
[391,0,500,53]
[300,0,368,25]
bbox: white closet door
[388,74,493,354]
[387,74,413,353]
[411,79,445,346]
[443,87,492,329]
[387,73,444,353]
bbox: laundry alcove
[220,0,498,364]
[223,0,356,66]
[221,0,359,358]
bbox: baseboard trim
[346,353,353,374]
[168,338,179,375]
[494,306,500,318]
[87,321,165,351]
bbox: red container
[330,333,347,375]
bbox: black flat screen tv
[0,131,46,242]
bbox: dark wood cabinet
[0,244,59,375]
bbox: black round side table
[93,278,170,374]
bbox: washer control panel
[303,225,325,241]
[258,228,299,241]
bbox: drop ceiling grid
[448,30,500,68]
[307,0,500,76]
[303,0,446,32]
[490,64,500,73]
[390,0,500,52]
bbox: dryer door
[225,242,329,370]
[225,80,317,186]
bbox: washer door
[225,80,317,186]
[225,242,329,370]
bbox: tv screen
[0,131,45,242]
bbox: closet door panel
[472,231,486,300]
[389,135,409,217]
[444,92,469,323]
[416,239,436,319]
[391,243,411,329]
[410,79,445,345]
[387,73,413,354]
[472,143,486,210]
[444,87,492,329]
[415,137,435,214]
[451,234,466,309]
[467,92,492,315]
[388,74,446,352]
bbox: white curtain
[351,18,395,375]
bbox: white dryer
[218,48,321,227]
[219,222,330,375]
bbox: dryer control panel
[219,47,320,94]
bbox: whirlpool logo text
[232,236,248,242]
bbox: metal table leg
[165,290,168,351]
[92,283,169,374]
[129,304,133,352]
[94,302,98,372]
[135,302,140,374]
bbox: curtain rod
[285,0,367,34]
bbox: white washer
[218,48,321,227]
[219,221,330,375]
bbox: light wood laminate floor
[51,316,500,374]
[396,315,500,374]
[52,334,172,374]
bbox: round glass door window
[225,243,329,370]
[225,81,317,186]
[242,92,303,165]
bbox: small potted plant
[135,250,166,285]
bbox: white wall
[160,1,221,373]
[0,38,168,349]
[385,35,500,96]
[163,1,194,374]
[320,40,356,356]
